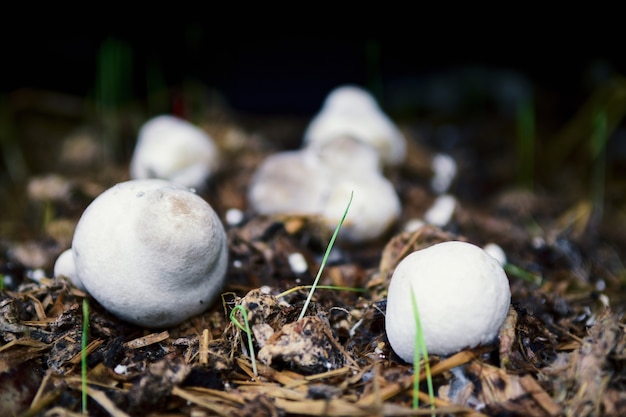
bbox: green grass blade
[410,286,435,414]
[82,298,89,414]
[298,191,353,321]
[229,304,258,377]
[503,262,542,286]
[276,284,366,299]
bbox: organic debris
[2,81,626,416]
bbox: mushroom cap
[53,248,83,291]
[483,243,507,266]
[247,143,401,242]
[322,175,401,242]
[309,135,382,176]
[247,150,332,216]
[72,179,228,328]
[385,241,510,360]
[430,153,457,194]
[130,115,219,190]
[303,85,406,166]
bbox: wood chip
[123,331,170,349]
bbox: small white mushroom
[483,243,507,266]
[322,175,401,242]
[248,137,401,242]
[303,85,406,166]
[430,153,457,194]
[130,115,219,190]
[247,150,332,216]
[53,248,83,290]
[385,241,511,360]
[308,135,382,176]
[67,179,228,328]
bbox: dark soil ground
[1,70,626,417]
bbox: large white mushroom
[303,85,406,166]
[385,241,511,360]
[56,179,228,328]
[130,115,219,190]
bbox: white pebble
[424,194,456,227]
[114,364,128,375]
[288,252,308,274]
[403,218,426,233]
[225,208,244,226]
[27,268,46,283]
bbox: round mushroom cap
[72,179,228,328]
[247,150,332,216]
[322,175,401,242]
[130,115,219,190]
[54,248,83,291]
[303,85,406,166]
[310,135,382,176]
[247,145,401,242]
[385,241,511,360]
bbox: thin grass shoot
[298,191,353,321]
[81,298,90,414]
[410,286,435,414]
[229,304,258,378]
[94,37,134,162]
[503,262,542,286]
[277,284,366,299]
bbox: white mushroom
[303,85,406,166]
[247,150,332,216]
[53,248,83,291]
[130,115,219,190]
[385,241,511,360]
[248,137,401,242]
[322,174,401,242]
[67,179,228,328]
[308,135,382,176]
[430,153,457,194]
[483,243,507,266]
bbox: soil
[1,75,626,417]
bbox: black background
[4,26,625,117]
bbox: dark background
[4,29,626,117]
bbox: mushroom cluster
[385,241,511,360]
[130,115,219,190]
[54,179,228,328]
[303,85,406,166]
[248,85,405,243]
